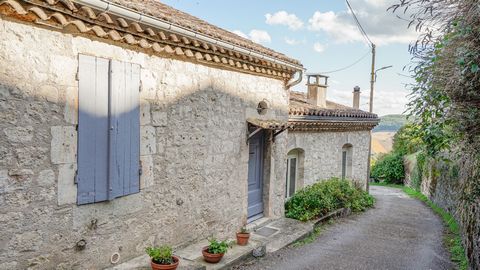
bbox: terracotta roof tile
[107,0,301,66]
[289,91,379,119]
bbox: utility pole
[369,44,376,113]
[366,43,375,192]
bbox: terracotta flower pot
[150,256,180,270]
[236,232,250,246]
[202,246,225,263]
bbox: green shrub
[145,245,173,265]
[285,178,375,221]
[371,152,405,184]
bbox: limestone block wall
[0,18,288,269]
[287,130,371,189]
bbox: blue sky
[162,0,418,116]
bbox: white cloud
[265,11,304,30]
[249,29,271,43]
[284,37,305,45]
[232,29,272,44]
[308,0,419,46]
[232,30,249,39]
[313,42,326,53]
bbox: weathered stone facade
[0,18,289,269]
[287,131,371,190]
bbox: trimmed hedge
[285,178,375,221]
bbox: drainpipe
[72,0,304,71]
[286,70,303,89]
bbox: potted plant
[145,245,180,270]
[236,227,250,246]
[201,238,232,263]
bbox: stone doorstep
[106,239,264,270]
[106,215,346,270]
[250,217,315,253]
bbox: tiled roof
[288,91,379,131]
[109,0,300,66]
[0,0,301,80]
[289,92,378,119]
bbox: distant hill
[373,114,407,133]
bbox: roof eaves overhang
[0,0,303,80]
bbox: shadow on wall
[0,63,289,269]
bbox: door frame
[247,130,265,223]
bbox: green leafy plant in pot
[202,238,233,263]
[236,227,250,246]
[145,245,179,270]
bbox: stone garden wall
[0,18,289,269]
[404,151,480,269]
[287,130,371,190]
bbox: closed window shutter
[109,60,140,199]
[77,55,110,204]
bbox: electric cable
[318,50,370,74]
[346,0,374,47]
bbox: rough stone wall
[405,151,480,269]
[287,130,371,190]
[0,18,288,269]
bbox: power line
[346,0,373,47]
[318,50,370,74]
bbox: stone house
[0,0,377,269]
[0,0,303,269]
[285,75,378,197]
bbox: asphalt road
[231,186,453,270]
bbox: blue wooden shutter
[109,60,140,199]
[77,55,110,204]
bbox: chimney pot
[353,86,361,109]
[306,74,328,108]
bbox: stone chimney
[353,86,361,109]
[306,74,328,108]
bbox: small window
[77,55,141,205]
[286,154,298,198]
[341,144,353,179]
[257,100,269,115]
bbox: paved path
[231,186,453,270]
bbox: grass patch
[292,220,334,247]
[371,183,468,269]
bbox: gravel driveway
[231,186,453,270]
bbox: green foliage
[206,238,232,254]
[371,152,405,184]
[145,246,173,265]
[285,178,375,222]
[392,124,422,155]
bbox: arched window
[341,144,353,179]
[286,149,304,198]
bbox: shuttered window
[77,55,140,205]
